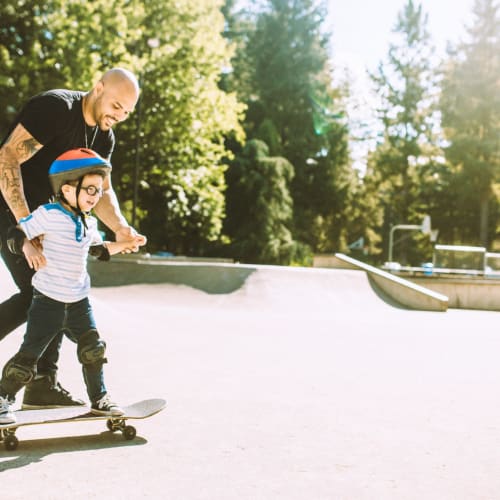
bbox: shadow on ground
[0,432,146,472]
[89,259,256,294]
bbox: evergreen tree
[369,0,440,264]
[224,139,305,264]
[440,0,500,247]
[225,0,352,254]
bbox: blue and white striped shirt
[19,202,102,303]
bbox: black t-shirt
[1,89,114,212]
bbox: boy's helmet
[48,148,111,195]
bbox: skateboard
[0,398,166,451]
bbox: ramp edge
[333,253,449,312]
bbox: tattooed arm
[0,123,42,222]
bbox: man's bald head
[85,67,140,130]
[101,68,140,96]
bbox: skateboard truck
[106,417,137,440]
[0,427,19,451]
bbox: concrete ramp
[89,255,448,312]
[315,253,449,311]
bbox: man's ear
[95,80,105,95]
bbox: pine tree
[440,0,500,246]
[369,0,440,264]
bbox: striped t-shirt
[19,202,102,303]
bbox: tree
[224,139,304,264]
[0,0,137,137]
[225,0,352,253]
[440,0,500,247]
[369,0,441,264]
[109,0,245,254]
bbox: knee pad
[77,329,107,366]
[1,352,37,395]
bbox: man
[0,67,146,408]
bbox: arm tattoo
[16,138,39,159]
[0,125,41,218]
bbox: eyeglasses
[79,185,103,197]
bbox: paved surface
[1,260,500,499]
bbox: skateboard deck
[0,398,166,451]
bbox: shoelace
[48,382,71,397]
[55,382,71,397]
[0,397,12,410]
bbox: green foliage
[6,0,499,266]
[439,0,500,246]
[107,0,245,254]
[223,139,306,264]
[0,0,136,136]
[369,0,442,264]
[224,0,354,255]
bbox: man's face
[92,81,138,131]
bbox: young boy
[0,148,143,424]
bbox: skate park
[1,256,500,500]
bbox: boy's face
[62,173,104,211]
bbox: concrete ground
[1,260,500,499]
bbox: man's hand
[22,239,46,270]
[115,226,147,253]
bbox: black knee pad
[77,329,107,366]
[1,352,37,395]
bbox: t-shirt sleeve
[18,206,48,240]
[18,93,70,146]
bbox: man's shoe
[0,395,16,424]
[91,394,124,416]
[22,374,85,409]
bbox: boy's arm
[6,225,46,270]
[89,236,144,261]
[22,238,46,270]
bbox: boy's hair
[48,148,111,195]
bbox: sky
[328,0,476,75]
[325,0,477,170]
[235,0,479,170]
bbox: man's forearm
[0,145,30,222]
[0,124,42,221]
[94,188,129,233]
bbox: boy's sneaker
[0,396,16,424]
[22,374,85,409]
[91,394,124,416]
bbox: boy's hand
[31,235,44,251]
[23,239,47,270]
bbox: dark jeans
[21,290,106,402]
[0,207,62,375]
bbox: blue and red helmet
[48,148,111,195]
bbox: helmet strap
[74,177,89,236]
[58,177,89,238]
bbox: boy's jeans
[20,290,106,403]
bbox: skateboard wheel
[123,425,136,440]
[4,435,19,451]
[106,419,117,432]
